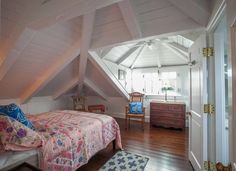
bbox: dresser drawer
[167,104,185,112]
[151,112,185,119]
[151,117,184,126]
[150,103,185,112]
[150,102,186,129]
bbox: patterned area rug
[99,150,149,171]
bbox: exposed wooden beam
[19,40,81,104]
[28,0,124,30]
[167,0,209,26]
[78,11,95,94]
[53,77,79,100]
[0,28,36,80]
[162,43,189,62]
[116,42,144,65]
[84,77,108,101]
[130,45,146,69]
[88,51,129,100]
[118,0,142,39]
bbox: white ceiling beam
[88,51,129,100]
[19,40,81,104]
[101,47,113,59]
[28,0,124,30]
[168,42,188,55]
[181,34,197,42]
[84,77,108,101]
[133,64,188,70]
[167,0,209,26]
[118,0,142,39]
[156,55,162,68]
[116,44,143,65]
[0,28,36,80]
[53,77,79,100]
[162,43,189,62]
[130,45,146,69]
[77,11,95,94]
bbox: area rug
[99,150,149,171]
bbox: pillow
[129,102,143,114]
[0,103,34,130]
[0,115,42,151]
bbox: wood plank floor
[77,118,194,171]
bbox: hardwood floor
[77,118,194,171]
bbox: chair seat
[125,92,145,130]
[127,113,144,118]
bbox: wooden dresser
[150,101,186,129]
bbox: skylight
[168,35,194,48]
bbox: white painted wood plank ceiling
[0,0,210,102]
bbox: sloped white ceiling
[0,15,81,99]
[0,0,209,102]
[99,34,197,69]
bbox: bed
[0,110,122,171]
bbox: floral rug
[99,151,149,171]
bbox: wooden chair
[125,92,145,130]
[72,96,86,111]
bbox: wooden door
[189,34,208,171]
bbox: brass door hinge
[204,161,232,171]
[203,47,214,57]
[204,104,215,114]
[204,161,217,171]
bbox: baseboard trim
[104,112,150,122]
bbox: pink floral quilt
[27,110,122,171]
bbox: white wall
[86,66,190,125]
[85,96,128,118]
[103,60,132,92]
[0,96,73,114]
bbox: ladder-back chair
[125,92,145,130]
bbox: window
[160,72,177,96]
[132,72,145,93]
[132,71,179,96]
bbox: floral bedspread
[28,110,122,171]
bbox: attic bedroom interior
[0,0,236,171]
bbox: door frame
[229,18,236,170]
[205,0,227,164]
[213,14,229,164]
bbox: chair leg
[128,117,130,128]
[125,115,127,130]
[142,117,144,130]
